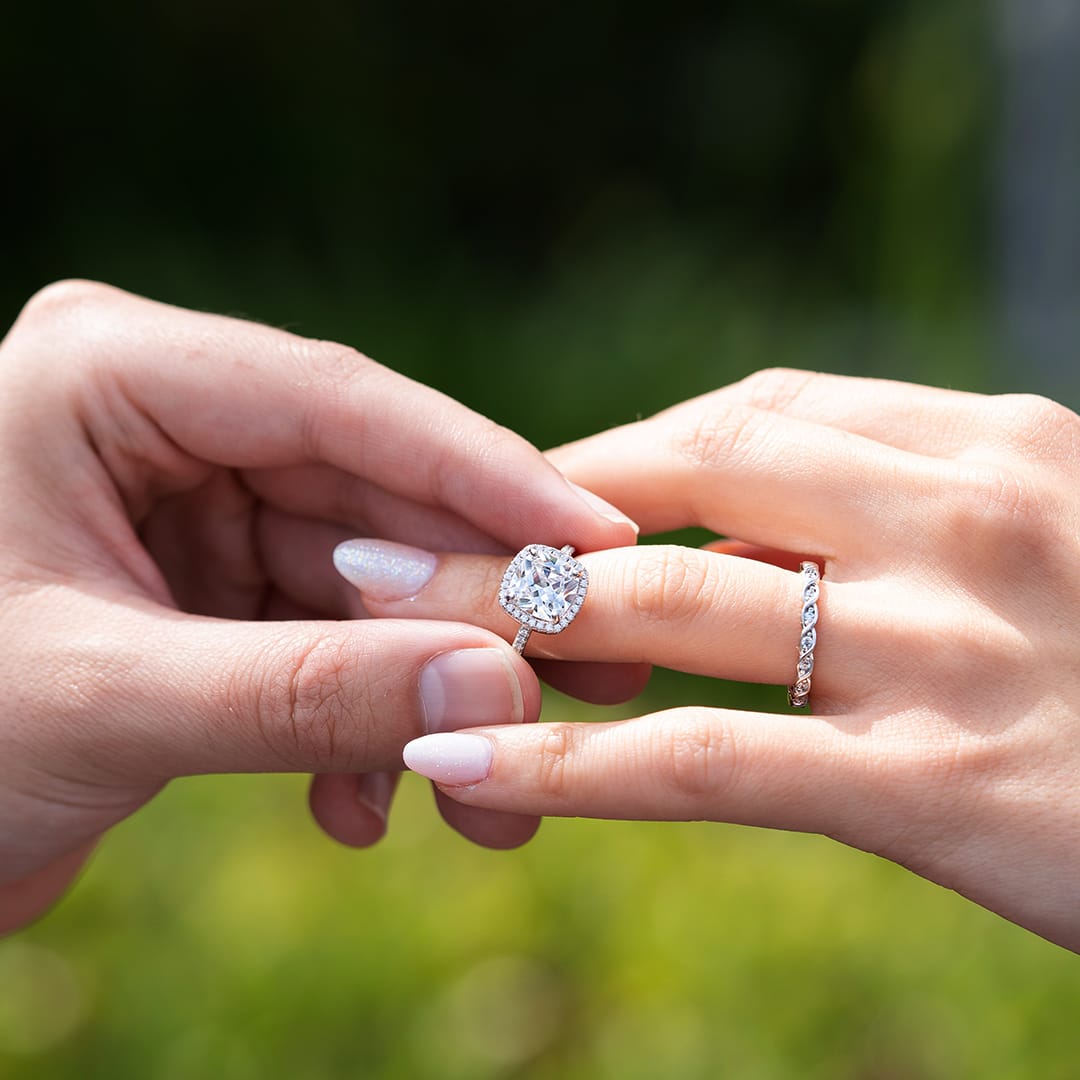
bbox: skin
[0,281,642,934]
[352,370,1080,953]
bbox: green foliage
[4,755,1078,1079]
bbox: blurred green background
[3,2,1079,1077]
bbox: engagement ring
[499,544,589,655]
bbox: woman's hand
[370,369,1080,952]
[0,281,639,932]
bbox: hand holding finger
[4,279,638,927]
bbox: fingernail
[419,649,524,732]
[403,733,493,786]
[333,539,437,601]
[568,481,639,534]
[355,771,394,823]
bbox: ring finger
[331,538,903,710]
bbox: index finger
[11,280,636,554]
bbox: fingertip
[534,660,652,705]
[309,772,397,849]
[331,537,438,601]
[403,733,493,786]
[567,481,640,541]
[434,788,541,849]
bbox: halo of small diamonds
[500,544,589,645]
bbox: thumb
[92,608,540,780]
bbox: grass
[3,681,1078,1079]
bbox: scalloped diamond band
[788,561,821,709]
[500,543,589,655]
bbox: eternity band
[787,561,821,708]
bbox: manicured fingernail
[333,539,437,601]
[419,649,524,732]
[355,771,394,822]
[568,481,639,534]
[403,733,493,786]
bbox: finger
[258,512,653,704]
[308,729,541,853]
[683,369,999,457]
[433,787,541,849]
[401,709,875,840]
[259,592,340,621]
[16,280,636,554]
[530,659,653,705]
[714,374,1080,472]
[545,401,943,554]
[333,539,855,696]
[243,464,506,555]
[77,601,543,780]
[309,771,399,848]
[700,539,806,573]
[0,840,100,934]
[306,751,543,852]
[258,511,367,617]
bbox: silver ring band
[787,561,820,708]
[500,544,589,655]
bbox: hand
[0,281,639,932]
[370,369,1080,952]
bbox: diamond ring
[787,561,821,708]
[499,544,589,655]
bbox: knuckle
[306,341,377,384]
[297,343,380,456]
[474,561,510,626]
[5,281,129,384]
[534,723,575,801]
[19,279,118,324]
[947,462,1050,537]
[672,402,760,471]
[734,367,818,412]
[991,393,1080,461]
[300,343,379,406]
[923,611,1033,703]
[627,547,722,627]
[653,710,737,799]
[255,634,364,769]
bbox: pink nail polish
[333,539,437,601]
[419,649,524,732]
[403,734,493,785]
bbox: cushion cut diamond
[500,544,588,633]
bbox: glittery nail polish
[333,539,437,602]
[403,733,494,786]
